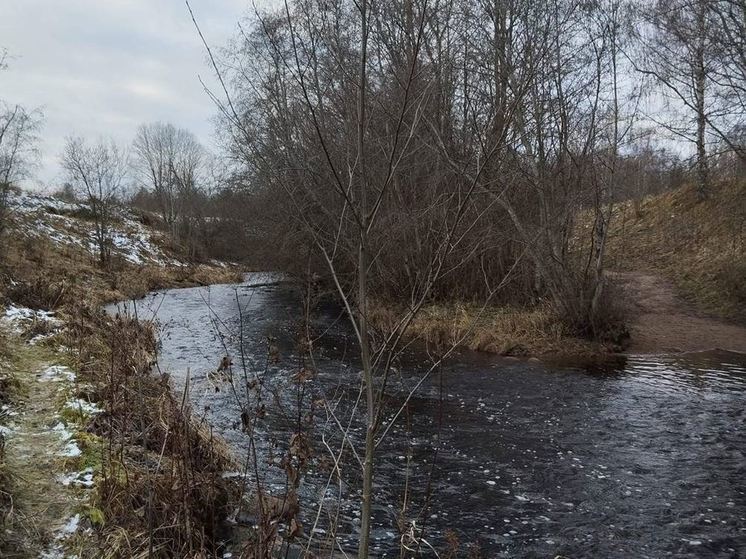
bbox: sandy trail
[614,271,746,354]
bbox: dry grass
[65,309,237,558]
[370,300,601,356]
[604,180,746,322]
[0,341,15,537]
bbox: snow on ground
[41,365,76,383]
[1,305,64,347]
[57,468,95,488]
[40,513,83,559]
[63,398,102,417]
[1,304,62,335]
[12,192,78,215]
[61,441,82,457]
[0,404,18,417]
[7,190,183,266]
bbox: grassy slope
[604,180,746,323]
[2,191,242,306]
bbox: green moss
[74,431,103,471]
[81,504,105,527]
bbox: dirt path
[614,271,746,354]
[1,341,92,558]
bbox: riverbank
[615,271,746,354]
[606,180,746,323]
[370,181,746,358]
[0,191,242,557]
[606,180,746,354]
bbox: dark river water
[109,274,746,558]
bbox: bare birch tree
[635,0,716,199]
[708,0,746,160]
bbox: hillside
[605,180,746,324]
[1,189,239,304]
[604,181,746,353]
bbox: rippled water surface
[110,275,746,558]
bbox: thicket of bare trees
[132,122,204,240]
[196,0,647,556]
[217,0,646,337]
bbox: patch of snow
[64,398,102,416]
[61,514,81,534]
[58,468,95,488]
[1,304,62,336]
[0,404,18,417]
[61,441,82,457]
[40,513,82,559]
[11,191,79,215]
[52,421,74,441]
[41,365,76,383]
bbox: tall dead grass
[0,216,244,557]
[369,300,604,356]
[67,304,237,558]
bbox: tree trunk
[695,0,709,200]
[356,1,374,558]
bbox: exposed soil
[614,271,746,354]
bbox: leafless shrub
[6,274,67,310]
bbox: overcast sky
[1,0,264,191]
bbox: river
[109,274,746,558]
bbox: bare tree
[132,122,204,239]
[61,137,128,264]
[708,0,746,160]
[0,104,42,186]
[194,0,538,555]
[635,0,716,199]
[0,53,43,245]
